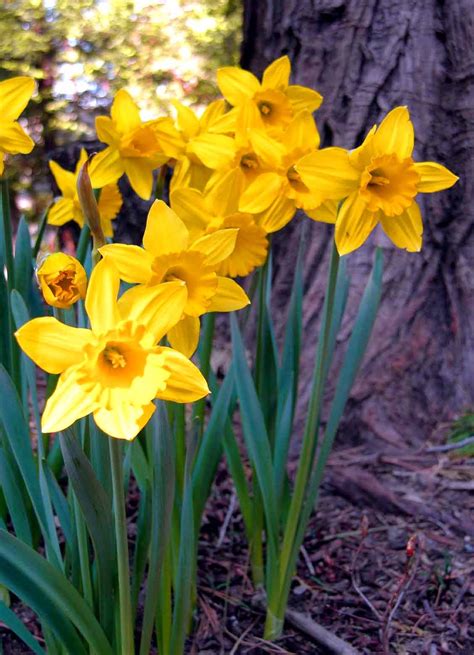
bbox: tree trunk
[241,0,473,446]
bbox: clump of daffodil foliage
[0,60,458,654]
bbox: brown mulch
[1,441,473,654]
[190,444,474,654]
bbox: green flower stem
[192,312,215,437]
[0,179,15,291]
[109,438,134,655]
[265,243,340,639]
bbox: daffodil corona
[16,258,209,440]
[37,252,87,309]
[296,106,458,255]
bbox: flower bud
[77,157,106,249]
[37,252,87,309]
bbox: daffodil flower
[171,170,268,278]
[37,252,87,309]
[170,99,232,192]
[100,200,250,357]
[48,148,122,237]
[16,258,209,440]
[0,76,35,175]
[296,106,459,255]
[216,56,323,137]
[92,89,183,200]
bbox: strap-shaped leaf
[13,216,33,307]
[59,428,115,637]
[230,314,278,553]
[0,530,113,655]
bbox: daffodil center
[103,346,127,369]
[47,269,78,302]
[360,154,420,216]
[258,101,272,116]
[240,153,259,170]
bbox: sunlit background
[1,0,242,217]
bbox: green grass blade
[0,447,32,545]
[13,216,33,307]
[140,402,176,655]
[230,314,278,553]
[0,529,113,655]
[192,367,234,523]
[59,428,115,639]
[0,365,62,568]
[43,465,73,545]
[0,600,45,655]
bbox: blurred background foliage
[0,0,242,217]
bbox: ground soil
[1,436,473,654]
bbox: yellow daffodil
[216,56,323,137]
[296,106,459,255]
[99,200,250,357]
[171,170,268,277]
[48,148,122,237]
[170,99,233,192]
[93,89,183,200]
[0,76,35,175]
[200,112,336,234]
[37,252,87,309]
[16,258,209,440]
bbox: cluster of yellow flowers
[0,58,458,441]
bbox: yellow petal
[88,147,123,188]
[15,317,91,374]
[156,347,209,402]
[191,228,238,266]
[143,200,189,256]
[85,257,120,333]
[335,192,378,256]
[286,85,323,113]
[94,402,155,441]
[171,100,200,139]
[204,169,241,217]
[111,89,141,134]
[170,188,210,233]
[123,158,154,200]
[117,281,187,342]
[248,130,285,168]
[239,172,284,213]
[49,160,75,197]
[305,199,338,224]
[199,99,227,131]
[167,315,200,358]
[95,116,119,146]
[282,111,320,151]
[0,122,34,154]
[380,201,422,252]
[0,77,35,122]
[373,106,414,159]
[47,198,75,227]
[147,117,185,158]
[187,133,235,169]
[262,56,291,90]
[207,276,250,312]
[414,162,458,193]
[42,368,99,434]
[99,244,154,283]
[256,195,295,233]
[296,147,359,199]
[217,66,260,106]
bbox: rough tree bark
[241,0,473,446]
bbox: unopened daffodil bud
[77,157,106,260]
[37,252,87,309]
